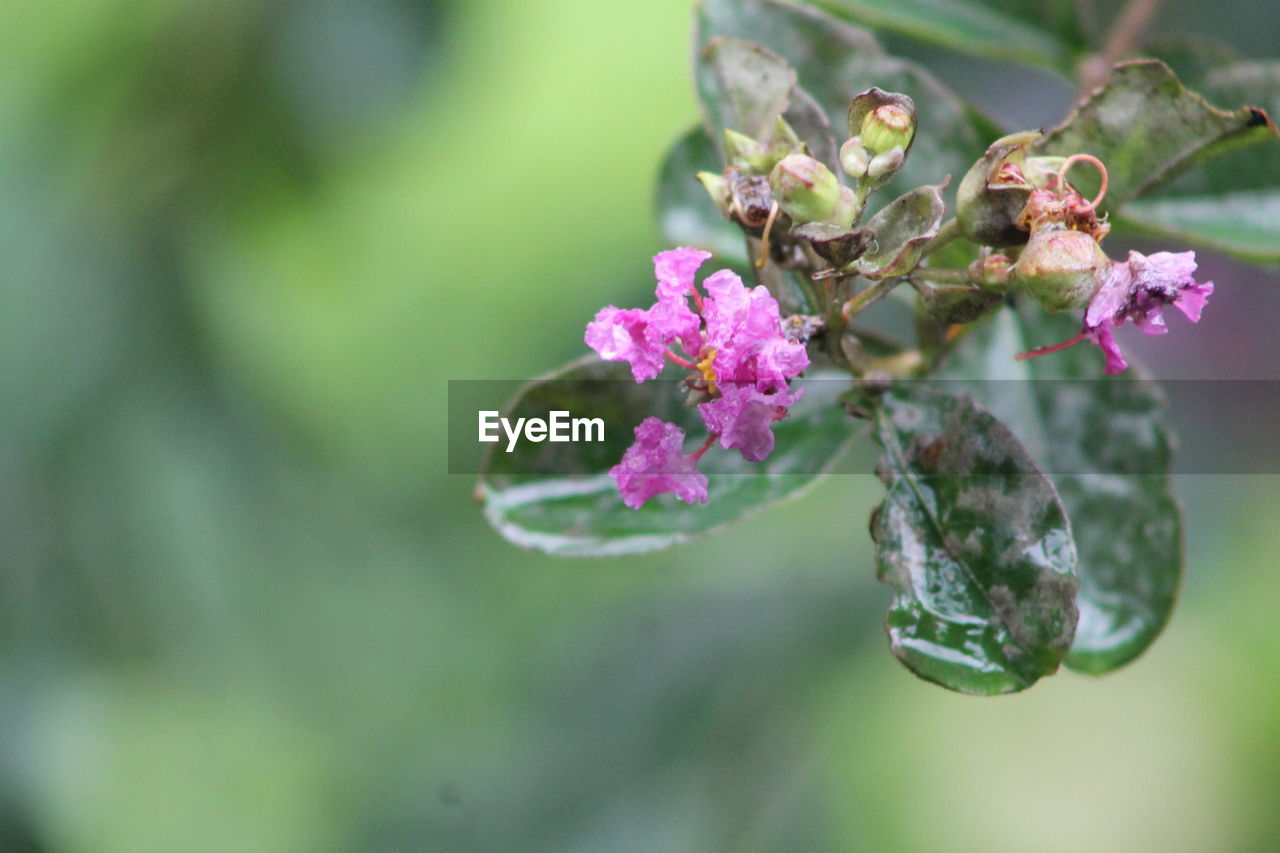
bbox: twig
[1077,0,1163,98]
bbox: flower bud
[769,154,856,228]
[1014,226,1110,313]
[697,171,732,218]
[839,137,872,178]
[866,147,905,179]
[967,253,1014,289]
[860,104,915,155]
[724,128,769,173]
[847,89,917,157]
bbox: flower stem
[911,266,970,286]
[690,432,719,461]
[918,218,961,258]
[1015,331,1088,361]
[840,277,903,322]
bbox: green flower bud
[861,104,915,155]
[724,128,768,172]
[866,147,905,179]
[1014,226,1110,312]
[696,171,732,218]
[769,154,856,228]
[761,116,804,168]
[847,89,916,155]
[839,137,871,178]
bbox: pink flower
[609,418,709,509]
[587,248,810,508]
[699,383,803,463]
[585,248,709,381]
[701,269,809,388]
[1083,250,1214,374]
[1020,250,1214,375]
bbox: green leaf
[940,306,1183,674]
[695,0,995,198]
[1035,60,1278,208]
[656,126,751,267]
[697,37,798,144]
[808,0,1082,74]
[1116,60,1280,263]
[479,357,859,557]
[867,385,1078,694]
[855,180,947,278]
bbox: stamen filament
[756,201,780,269]
[665,350,699,370]
[1057,154,1109,212]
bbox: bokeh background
[2,0,1279,850]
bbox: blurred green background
[2,1,1278,850]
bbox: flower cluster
[585,248,809,508]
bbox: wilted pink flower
[609,417,709,509]
[701,269,809,388]
[1083,250,1214,374]
[699,383,803,463]
[1020,249,1213,375]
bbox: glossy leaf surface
[868,385,1078,694]
[480,358,858,556]
[941,307,1183,674]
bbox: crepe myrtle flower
[1018,250,1214,374]
[610,418,711,510]
[585,247,809,507]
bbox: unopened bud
[866,147,906,179]
[967,253,1014,289]
[696,171,732,218]
[839,137,872,178]
[1014,227,1110,312]
[769,154,856,228]
[724,128,768,173]
[861,104,915,155]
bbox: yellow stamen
[697,349,718,394]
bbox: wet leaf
[1036,60,1278,208]
[941,306,1183,674]
[1116,60,1280,263]
[867,385,1078,694]
[855,180,948,278]
[696,0,994,198]
[656,126,751,268]
[479,358,859,557]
